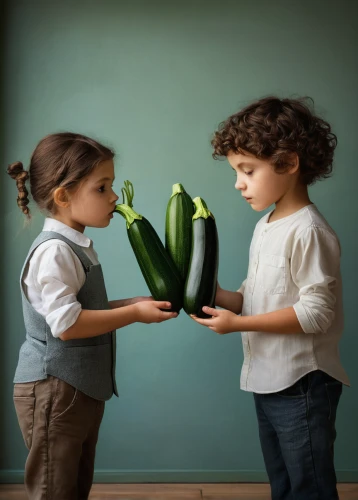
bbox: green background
[1,0,357,483]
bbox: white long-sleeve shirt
[22,218,98,338]
[237,204,350,393]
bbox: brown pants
[13,376,105,500]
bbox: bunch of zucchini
[115,181,219,318]
[166,184,219,318]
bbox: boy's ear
[53,187,70,208]
[287,153,300,174]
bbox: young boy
[192,96,350,500]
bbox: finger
[159,312,178,321]
[154,301,172,309]
[190,315,214,327]
[202,306,219,316]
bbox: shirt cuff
[293,301,313,334]
[46,302,82,338]
[237,279,247,296]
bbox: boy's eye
[245,171,253,176]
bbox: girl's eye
[245,171,253,176]
[98,183,114,193]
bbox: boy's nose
[235,179,246,191]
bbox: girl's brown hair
[211,96,337,185]
[7,132,114,219]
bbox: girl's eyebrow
[95,176,115,183]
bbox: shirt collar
[42,218,92,248]
[264,204,316,227]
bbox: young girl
[192,97,350,500]
[7,132,178,500]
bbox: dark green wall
[1,0,357,483]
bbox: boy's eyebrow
[231,162,254,171]
[237,162,254,169]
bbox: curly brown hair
[211,96,337,185]
[7,132,114,219]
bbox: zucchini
[114,181,183,313]
[165,183,194,282]
[183,197,219,318]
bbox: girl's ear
[287,153,300,175]
[53,187,70,208]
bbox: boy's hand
[215,281,222,303]
[191,306,239,334]
[135,301,178,324]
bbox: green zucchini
[165,183,194,282]
[183,197,219,318]
[114,181,183,313]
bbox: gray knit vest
[14,231,118,401]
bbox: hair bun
[7,161,29,181]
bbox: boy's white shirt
[23,218,98,338]
[238,203,350,393]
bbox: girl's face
[67,159,119,231]
[227,150,297,212]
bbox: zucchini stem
[170,183,185,198]
[192,197,214,220]
[114,180,142,228]
[114,204,142,229]
[121,180,135,208]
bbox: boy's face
[227,150,298,212]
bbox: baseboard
[1,469,358,484]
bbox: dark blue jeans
[254,370,343,500]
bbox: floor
[0,483,357,500]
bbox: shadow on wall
[0,0,7,471]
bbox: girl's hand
[129,296,153,305]
[109,296,153,309]
[135,301,178,324]
[191,306,240,334]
